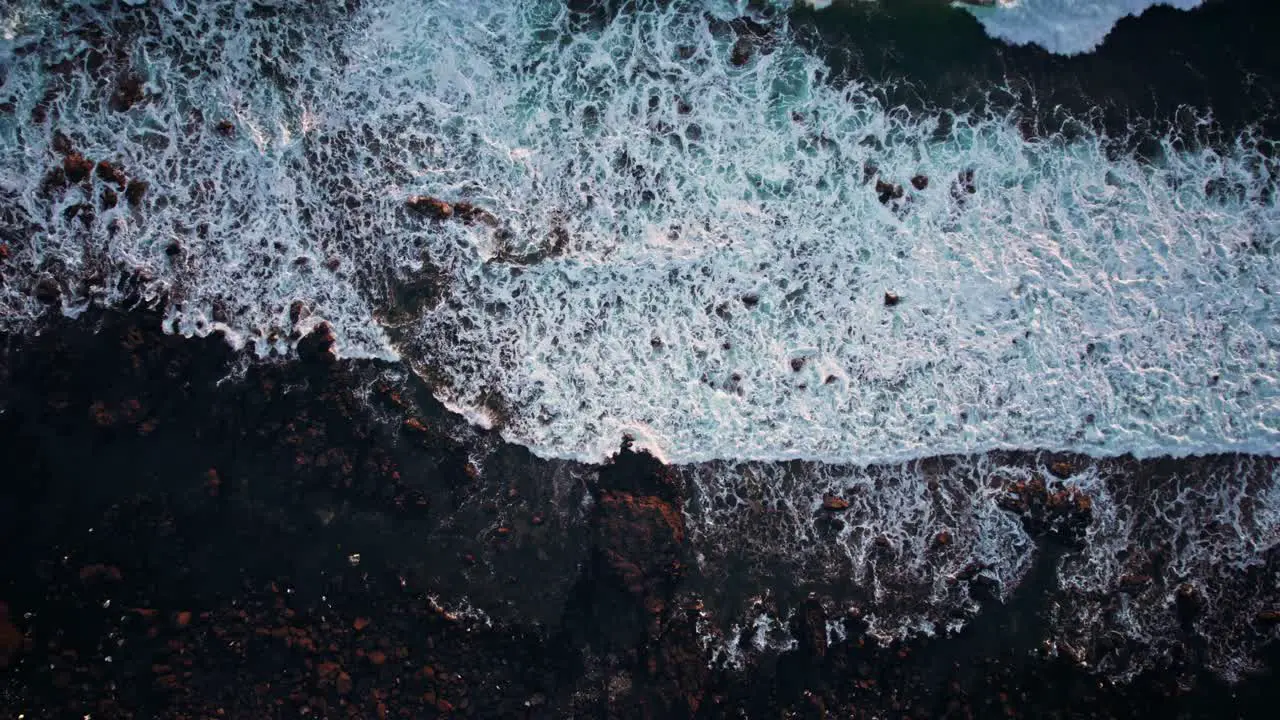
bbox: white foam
[683,457,1035,639]
[2,0,1276,466]
[358,0,1278,465]
[957,0,1205,55]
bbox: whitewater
[0,0,1276,467]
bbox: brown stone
[96,160,127,189]
[64,152,94,183]
[406,195,452,220]
[110,75,146,112]
[822,496,850,511]
[125,179,148,206]
[175,611,192,628]
[353,617,371,631]
[78,564,123,582]
[911,174,929,190]
[0,603,21,669]
[1049,461,1074,479]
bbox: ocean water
[1,0,1277,681]
[1,0,1275,466]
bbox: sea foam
[1,0,1276,467]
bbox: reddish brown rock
[96,160,127,189]
[1049,461,1074,479]
[109,74,145,112]
[875,179,904,204]
[125,179,149,206]
[406,195,453,220]
[998,475,1093,545]
[822,495,850,511]
[78,564,123,582]
[64,152,94,183]
[0,602,21,669]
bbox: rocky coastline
[0,311,1276,718]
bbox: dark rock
[730,38,753,67]
[62,203,94,226]
[790,357,805,372]
[1256,610,1280,625]
[64,152,94,183]
[997,476,1093,546]
[453,202,499,227]
[875,179,904,204]
[0,602,20,669]
[125,179,148,206]
[215,119,236,137]
[406,195,453,220]
[952,169,977,199]
[822,495,850,511]
[911,174,929,190]
[741,293,760,309]
[40,167,68,195]
[883,291,900,307]
[101,187,118,210]
[95,160,127,189]
[793,596,828,660]
[34,277,62,305]
[51,131,73,155]
[109,74,145,112]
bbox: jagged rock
[64,152,94,183]
[0,602,20,669]
[997,475,1093,546]
[875,179,904,204]
[452,202,500,227]
[95,160,127,189]
[109,74,145,112]
[406,195,452,219]
[51,131,73,155]
[822,495,850,511]
[125,179,148,206]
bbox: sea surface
[1,0,1278,691]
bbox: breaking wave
[1,0,1276,466]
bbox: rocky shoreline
[0,311,1276,718]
